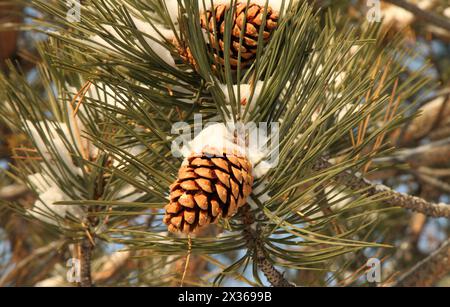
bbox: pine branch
[393,238,450,287]
[92,251,132,284]
[396,96,450,145]
[383,0,450,32]
[80,237,94,287]
[0,241,63,287]
[314,159,450,219]
[241,206,296,287]
[376,137,450,167]
[0,184,30,201]
[416,172,450,194]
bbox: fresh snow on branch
[179,122,277,178]
[87,21,176,67]
[23,117,144,226]
[219,81,264,119]
[28,172,84,225]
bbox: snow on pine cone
[164,152,254,233]
[201,2,279,69]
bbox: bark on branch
[394,238,450,287]
[0,241,62,287]
[241,206,295,287]
[314,159,450,219]
[80,237,94,287]
[383,0,450,32]
[0,184,30,201]
[396,96,450,146]
[381,136,450,167]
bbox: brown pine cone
[172,37,197,68]
[173,2,279,70]
[164,152,254,234]
[190,1,279,70]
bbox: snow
[219,81,264,118]
[87,19,176,67]
[27,168,144,226]
[29,185,84,225]
[24,118,145,225]
[163,0,182,24]
[180,123,242,158]
[27,168,85,225]
[180,122,277,178]
[336,104,362,123]
[28,172,53,195]
[178,80,279,179]
[26,161,86,225]
[24,120,84,176]
[87,0,295,68]
[131,19,177,67]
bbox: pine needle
[180,235,192,287]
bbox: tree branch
[383,0,450,32]
[92,250,132,284]
[241,206,296,287]
[0,241,63,287]
[376,136,450,166]
[395,96,450,146]
[393,238,450,287]
[314,159,450,218]
[0,184,30,201]
[415,171,450,194]
[80,237,93,287]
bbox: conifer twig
[0,184,29,201]
[393,238,450,287]
[241,206,295,287]
[92,251,132,284]
[383,0,450,32]
[180,235,192,287]
[0,241,63,287]
[376,136,450,166]
[314,159,450,218]
[80,238,94,287]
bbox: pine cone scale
[194,193,208,210]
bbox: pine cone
[164,152,254,233]
[199,2,279,70]
[173,37,197,68]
